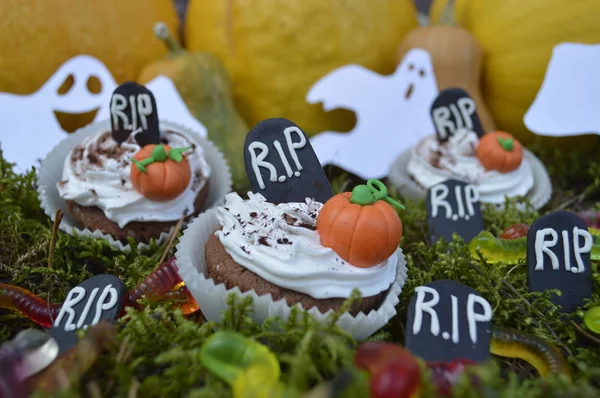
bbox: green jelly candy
[584,306,600,334]
[469,231,527,264]
[199,331,280,387]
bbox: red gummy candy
[370,359,421,398]
[499,223,529,240]
[427,358,477,397]
[354,342,419,377]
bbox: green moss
[2,141,600,397]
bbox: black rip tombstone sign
[430,87,484,142]
[527,211,593,313]
[110,82,160,146]
[50,274,126,354]
[405,280,493,362]
[244,118,334,203]
[426,179,484,244]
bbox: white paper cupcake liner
[175,208,408,341]
[388,149,552,210]
[37,119,232,252]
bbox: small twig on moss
[553,184,600,211]
[127,378,140,398]
[571,320,600,346]
[505,263,523,279]
[417,221,428,242]
[47,209,64,269]
[159,215,185,265]
[86,381,103,398]
[116,335,135,364]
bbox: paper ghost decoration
[524,43,600,137]
[0,55,207,172]
[307,48,438,179]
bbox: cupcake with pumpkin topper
[176,118,408,340]
[37,82,231,250]
[389,88,551,208]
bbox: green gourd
[138,22,249,189]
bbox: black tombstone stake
[405,280,493,363]
[243,118,334,204]
[430,87,484,142]
[49,274,126,355]
[110,82,160,146]
[426,179,484,244]
[526,211,594,313]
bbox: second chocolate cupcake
[57,125,211,243]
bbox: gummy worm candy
[470,228,600,264]
[0,257,198,327]
[125,257,197,313]
[199,331,285,398]
[490,325,571,380]
[125,257,198,314]
[0,283,61,328]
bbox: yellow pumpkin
[184,0,419,136]
[430,0,600,148]
[0,0,179,132]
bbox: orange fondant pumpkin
[317,180,404,268]
[476,131,523,173]
[130,144,191,202]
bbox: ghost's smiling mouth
[404,83,414,100]
[53,109,100,133]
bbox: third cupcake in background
[390,88,551,208]
[407,128,534,204]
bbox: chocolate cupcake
[57,127,210,242]
[204,192,395,315]
[176,190,407,340]
[389,128,552,209]
[38,120,232,251]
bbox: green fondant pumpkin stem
[151,145,168,162]
[154,22,185,55]
[168,147,192,162]
[131,158,153,173]
[349,179,405,210]
[350,185,375,205]
[498,137,514,151]
[132,145,190,173]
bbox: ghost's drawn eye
[87,76,103,94]
[419,69,426,77]
[408,63,415,71]
[57,74,75,95]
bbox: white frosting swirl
[57,129,211,227]
[214,192,398,299]
[407,129,534,204]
